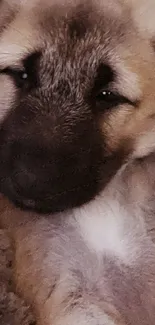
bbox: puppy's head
[0,0,155,213]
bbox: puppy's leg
[0,196,55,324]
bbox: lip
[0,176,36,209]
[0,173,99,214]
[0,148,126,214]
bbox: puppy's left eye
[0,68,28,88]
[95,90,126,109]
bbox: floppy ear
[122,0,155,40]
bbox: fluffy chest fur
[20,160,155,325]
[74,197,142,260]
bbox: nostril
[21,198,36,209]
[12,161,37,192]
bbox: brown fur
[1,0,155,324]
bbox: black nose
[0,140,49,208]
[0,145,43,209]
[10,161,38,211]
[0,138,103,213]
[12,159,37,191]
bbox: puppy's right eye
[0,67,29,88]
[0,52,41,90]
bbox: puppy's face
[0,0,155,213]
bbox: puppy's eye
[95,90,124,109]
[0,68,28,88]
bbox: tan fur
[1,0,155,325]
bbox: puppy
[1,0,155,324]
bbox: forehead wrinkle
[0,45,32,68]
[108,55,142,102]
